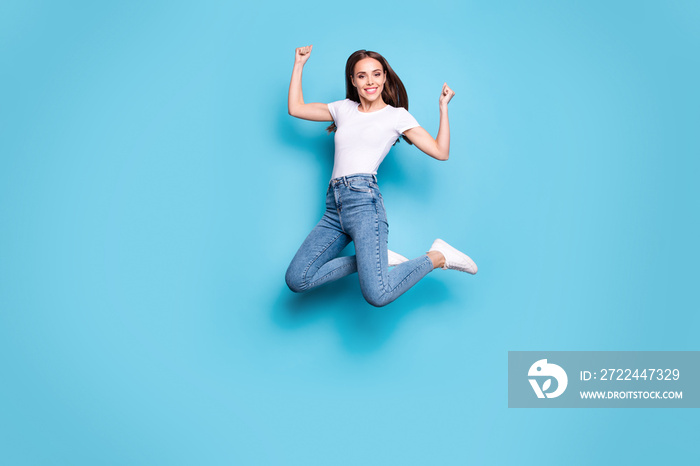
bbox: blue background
[1,1,699,464]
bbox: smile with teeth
[364,87,378,94]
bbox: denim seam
[372,193,389,294]
[308,260,355,288]
[301,231,345,288]
[383,256,432,297]
[333,186,345,232]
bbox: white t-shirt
[327,99,420,179]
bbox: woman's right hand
[439,83,456,107]
[295,45,313,65]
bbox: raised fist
[295,45,313,65]
[439,83,455,106]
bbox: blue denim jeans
[285,174,434,307]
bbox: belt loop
[343,176,348,186]
[372,174,377,183]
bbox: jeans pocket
[348,182,372,193]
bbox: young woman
[285,45,477,307]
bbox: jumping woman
[285,45,477,307]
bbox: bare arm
[288,45,332,122]
[403,83,456,161]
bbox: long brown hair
[327,50,413,145]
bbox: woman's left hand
[439,83,455,107]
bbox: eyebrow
[356,69,382,75]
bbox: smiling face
[351,57,386,104]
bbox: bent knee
[363,291,392,307]
[285,268,307,293]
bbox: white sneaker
[429,239,478,274]
[387,249,409,267]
